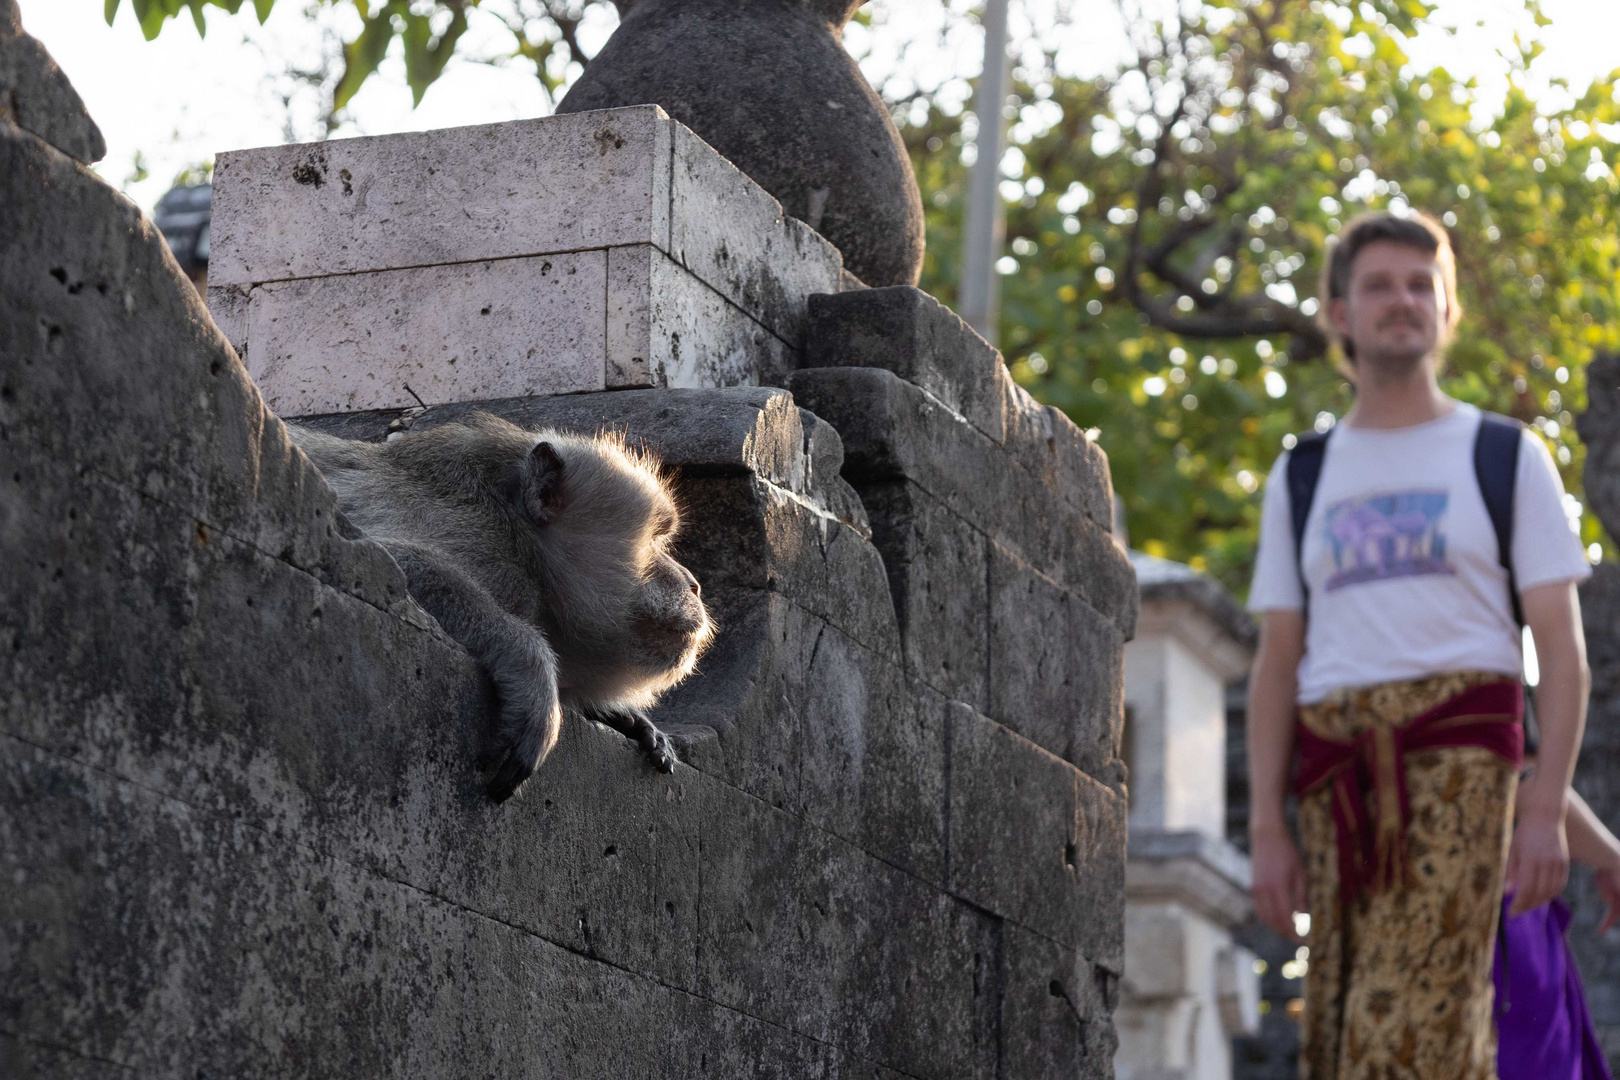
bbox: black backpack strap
[1473,410,1524,629]
[1285,430,1332,616]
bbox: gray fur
[289,413,713,801]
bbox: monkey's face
[513,428,713,705]
[627,549,713,682]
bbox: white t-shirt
[1248,402,1590,704]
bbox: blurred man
[1245,211,1591,1079]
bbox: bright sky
[15,0,1620,213]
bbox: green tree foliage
[103,0,605,109]
[105,0,274,39]
[902,0,1620,591]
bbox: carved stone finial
[558,0,925,288]
[0,0,107,165]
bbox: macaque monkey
[289,412,713,802]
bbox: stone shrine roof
[1130,550,1258,651]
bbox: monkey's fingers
[644,727,679,774]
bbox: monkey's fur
[289,412,713,802]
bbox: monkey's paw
[644,726,679,774]
[585,705,679,774]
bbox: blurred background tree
[903,0,1620,592]
[111,0,1620,595]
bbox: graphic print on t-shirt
[1321,489,1455,592]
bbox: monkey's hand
[584,706,679,774]
[380,540,563,803]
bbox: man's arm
[1249,608,1308,940]
[1508,580,1589,915]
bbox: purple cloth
[1494,893,1612,1080]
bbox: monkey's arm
[379,539,562,803]
[581,705,678,774]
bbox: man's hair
[1318,210,1463,363]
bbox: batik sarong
[1295,671,1522,1080]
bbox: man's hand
[1507,801,1570,917]
[1251,826,1309,941]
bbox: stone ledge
[1126,829,1254,931]
[211,108,676,287]
[289,387,866,534]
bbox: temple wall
[0,16,1135,1077]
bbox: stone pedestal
[207,106,844,416]
[1117,831,1261,1080]
[1116,554,1261,1080]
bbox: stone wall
[1572,352,1620,1072]
[0,22,1135,1078]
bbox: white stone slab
[210,106,673,287]
[668,123,842,347]
[209,108,843,410]
[242,251,607,416]
[603,244,792,390]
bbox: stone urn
[558,0,925,288]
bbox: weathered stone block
[786,366,1135,638]
[0,1032,126,1080]
[675,475,896,653]
[999,368,1116,534]
[633,242,794,389]
[695,781,995,1078]
[945,702,1126,967]
[1577,354,1620,542]
[653,591,943,883]
[0,125,404,616]
[242,252,610,415]
[860,480,990,710]
[804,286,1006,443]
[0,737,843,1078]
[1001,924,1119,1080]
[989,543,1125,781]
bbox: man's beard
[1355,320,1434,379]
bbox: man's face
[1328,240,1448,373]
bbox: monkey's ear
[520,441,566,524]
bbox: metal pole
[960,0,1011,347]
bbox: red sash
[1293,680,1524,905]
